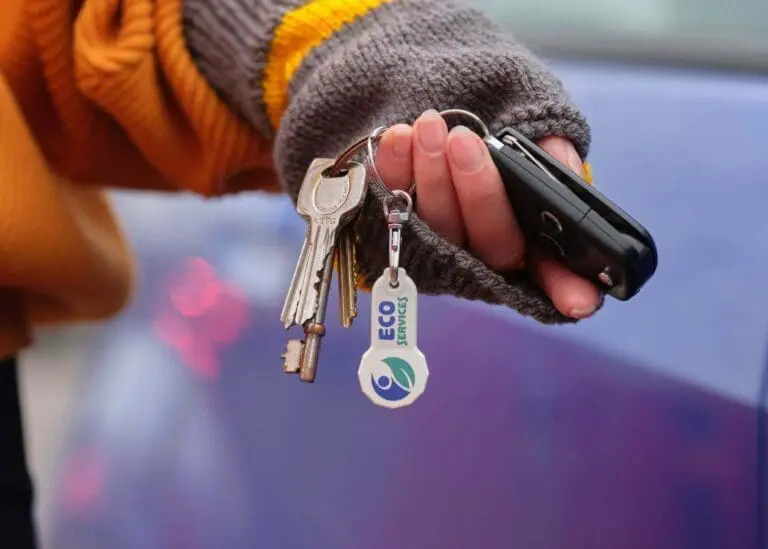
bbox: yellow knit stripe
[583,162,594,185]
[263,0,393,130]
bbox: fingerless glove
[184,0,591,323]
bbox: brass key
[336,225,358,328]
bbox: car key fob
[484,127,658,301]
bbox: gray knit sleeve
[184,0,591,324]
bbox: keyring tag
[358,268,429,409]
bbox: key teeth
[281,340,305,374]
[312,250,333,294]
[296,242,334,328]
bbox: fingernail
[569,306,596,319]
[569,301,598,319]
[417,110,447,154]
[392,125,411,159]
[448,126,484,173]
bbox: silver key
[281,158,367,327]
[281,339,304,374]
[280,158,367,381]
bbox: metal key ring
[366,127,418,197]
[328,126,417,199]
[438,109,490,138]
[366,110,490,197]
[329,109,489,196]
[366,109,489,197]
[327,127,389,178]
[366,125,390,194]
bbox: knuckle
[461,175,498,210]
[491,246,527,272]
[477,237,526,272]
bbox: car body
[44,4,768,549]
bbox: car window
[473,0,768,70]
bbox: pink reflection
[169,258,222,318]
[153,257,250,379]
[59,448,107,517]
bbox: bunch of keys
[280,128,429,409]
[279,155,368,382]
[280,108,658,407]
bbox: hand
[375,110,602,319]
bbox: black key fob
[485,127,658,301]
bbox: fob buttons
[538,233,565,258]
[598,268,615,287]
[541,211,563,234]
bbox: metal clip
[383,190,413,287]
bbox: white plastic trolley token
[358,268,428,410]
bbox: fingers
[412,110,465,246]
[530,253,602,319]
[446,126,526,271]
[375,124,413,192]
[534,136,601,318]
[377,112,467,247]
[377,119,601,319]
[538,135,584,176]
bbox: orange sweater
[0,0,596,355]
[0,0,278,356]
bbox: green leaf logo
[382,357,416,391]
